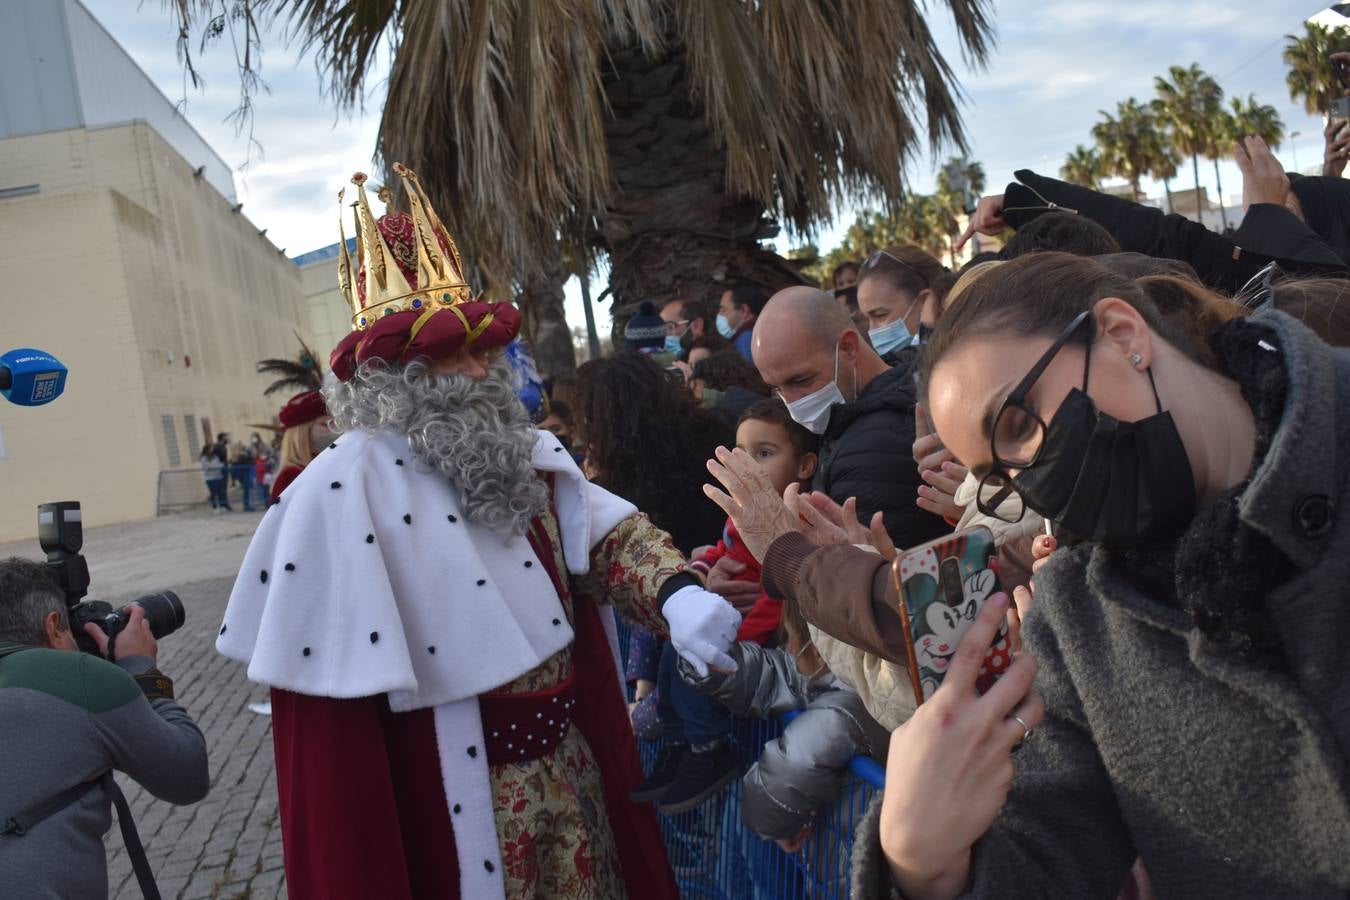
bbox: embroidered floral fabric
[487,507,686,897]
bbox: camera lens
[131,591,185,639]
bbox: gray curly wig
[324,359,549,537]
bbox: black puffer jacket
[1001,170,1349,294]
[813,357,947,550]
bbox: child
[629,399,819,814]
[684,591,887,853]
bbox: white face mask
[789,639,827,680]
[784,343,848,435]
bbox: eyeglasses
[975,309,1093,522]
[1235,261,1280,313]
[663,319,692,336]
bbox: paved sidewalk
[1,511,287,899]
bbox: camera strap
[1,771,162,900]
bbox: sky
[84,1,1341,341]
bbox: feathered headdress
[257,336,325,396]
[258,337,330,429]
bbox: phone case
[891,526,1012,705]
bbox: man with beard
[217,167,740,900]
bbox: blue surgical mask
[716,314,737,339]
[868,318,916,357]
[664,335,684,355]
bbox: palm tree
[1092,99,1159,202]
[1205,109,1236,231]
[1061,145,1106,189]
[1145,136,1182,214]
[1229,94,1286,148]
[936,157,987,266]
[172,0,994,350]
[1152,63,1224,227]
[1284,22,1350,116]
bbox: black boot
[656,740,739,815]
[629,743,687,803]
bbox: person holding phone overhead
[706,251,1350,898]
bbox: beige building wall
[0,121,310,540]
[298,250,356,365]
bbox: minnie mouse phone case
[891,526,1012,705]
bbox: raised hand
[955,195,1007,251]
[704,446,801,563]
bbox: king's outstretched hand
[662,585,742,677]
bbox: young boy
[630,399,819,814]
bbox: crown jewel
[337,164,471,330]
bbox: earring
[1130,352,1143,368]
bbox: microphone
[0,348,68,407]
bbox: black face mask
[1012,373,1196,546]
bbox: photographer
[0,558,209,899]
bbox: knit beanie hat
[624,302,666,351]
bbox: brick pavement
[0,511,287,899]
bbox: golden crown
[337,164,472,330]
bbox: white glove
[663,585,742,678]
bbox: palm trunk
[1163,177,1174,214]
[516,243,577,376]
[1213,158,1229,231]
[1191,153,1204,226]
[578,271,600,362]
[599,33,806,324]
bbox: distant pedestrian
[200,444,229,512]
[231,443,257,512]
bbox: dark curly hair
[575,351,733,553]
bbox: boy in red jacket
[631,398,818,814]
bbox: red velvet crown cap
[332,210,521,381]
[279,390,328,428]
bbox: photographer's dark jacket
[0,647,209,900]
[814,358,948,551]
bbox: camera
[38,501,184,655]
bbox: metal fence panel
[615,619,883,898]
[156,466,268,514]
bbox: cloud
[83,0,1334,321]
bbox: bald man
[751,287,947,548]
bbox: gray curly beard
[323,359,549,537]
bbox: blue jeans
[657,641,731,745]
[234,466,256,510]
[206,478,229,509]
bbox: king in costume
[216,166,743,899]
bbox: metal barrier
[616,619,884,898]
[155,465,270,515]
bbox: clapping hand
[704,446,801,563]
[914,403,970,522]
[791,491,898,560]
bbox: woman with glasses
[706,251,1350,898]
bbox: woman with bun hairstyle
[706,251,1350,898]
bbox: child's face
[735,418,817,496]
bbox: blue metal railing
[616,620,884,899]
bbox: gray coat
[851,309,1350,898]
[687,642,889,840]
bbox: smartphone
[891,526,1012,705]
